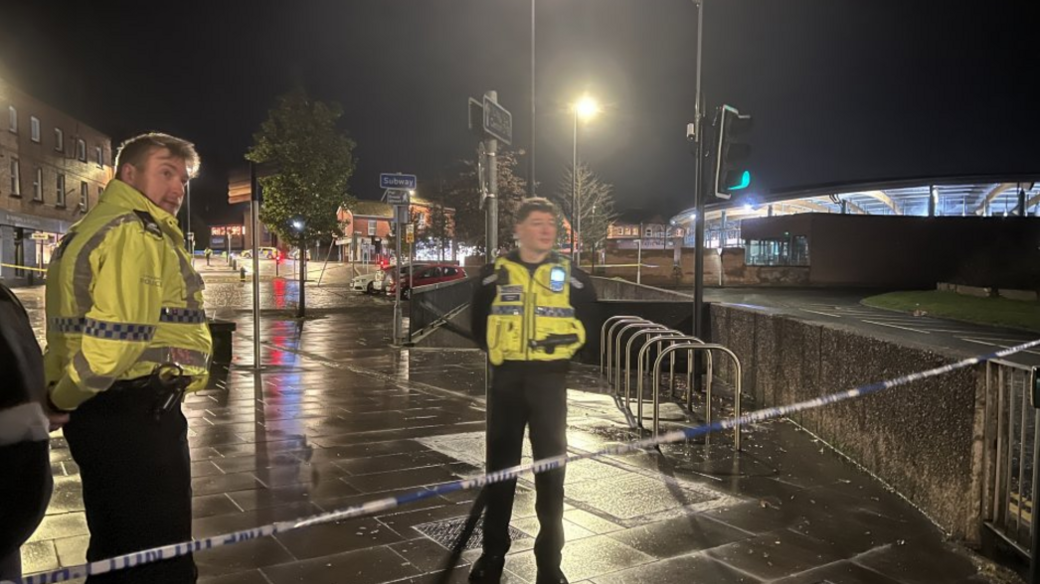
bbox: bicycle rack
[601,315,649,379]
[603,316,652,381]
[636,334,712,423]
[614,322,668,395]
[652,343,743,451]
[622,328,680,404]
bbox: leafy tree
[414,200,452,261]
[246,87,357,247]
[442,150,528,256]
[246,87,357,316]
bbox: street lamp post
[292,219,306,318]
[530,0,536,197]
[571,95,598,266]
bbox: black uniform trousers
[0,440,52,580]
[482,361,568,575]
[64,382,195,584]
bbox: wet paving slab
[11,280,1023,583]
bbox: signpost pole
[250,163,262,370]
[380,177,416,347]
[394,208,403,345]
[485,91,500,260]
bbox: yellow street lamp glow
[573,96,599,120]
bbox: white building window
[8,106,16,133]
[76,139,86,161]
[54,128,64,152]
[56,173,66,207]
[80,181,89,212]
[95,146,104,167]
[30,116,40,142]
[9,159,20,196]
[33,167,43,201]
[367,220,376,236]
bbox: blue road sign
[380,173,417,190]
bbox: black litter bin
[208,319,237,365]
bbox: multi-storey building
[0,76,113,284]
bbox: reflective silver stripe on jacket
[533,307,574,317]
[139,346,211,368]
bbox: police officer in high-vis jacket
[44,133,211,584]
[469,197,597,584]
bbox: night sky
[1,0,1037,224]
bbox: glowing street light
[571,94,600,265]
[573,95,599,120]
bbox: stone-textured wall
[711,303,984,541]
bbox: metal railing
[652,343,742,450]
[409,276,479,339]
[614,322,667,393]
[984,359,1039,559]
[600,314,743,451]
[621,327,674,398]
[636,334,712,421]
[601,316,651,379]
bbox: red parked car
[387,264,467,299]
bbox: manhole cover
[414,515,530,551]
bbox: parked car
[351,271,380,294]
[351,263,429,294]
[386,264,467,299]
[239,247,280,260]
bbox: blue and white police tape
[8,337,1040,584]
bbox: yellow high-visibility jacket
[486,254,586,366]
[44,180,211,410]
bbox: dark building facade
[741,214,1040,288]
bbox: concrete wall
[589,276,691,301]
[601,248,810,288]
[711,303,985,542]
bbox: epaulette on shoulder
[132,210,163,238]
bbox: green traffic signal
[728,170,751,191]
[714,105,753,200]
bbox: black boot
[468,555,505,583]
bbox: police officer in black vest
[469,198,597,584]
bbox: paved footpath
[12,278,1022,584]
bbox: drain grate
[414,516,530,551]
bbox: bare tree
[555,162,618,266]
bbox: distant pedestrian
[204,247,212,266]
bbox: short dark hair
[114,132,200,181]
[516,197,558,223]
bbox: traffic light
[714,105,753,200]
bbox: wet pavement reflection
[12,274,1019,583]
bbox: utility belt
[103,363,192,420]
